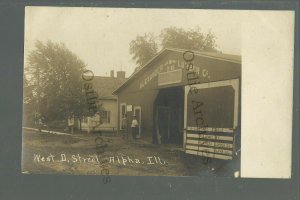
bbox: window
[100,111,110,124]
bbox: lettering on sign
[186,145,233,155]
[186,139,233,149]
[139,58,208,89]
[186,133,233,141]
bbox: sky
[25,7,241,77]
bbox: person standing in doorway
[131,115,139,140]
[121,114,128,140]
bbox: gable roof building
[112,48,241,160]
[113,48,241,95]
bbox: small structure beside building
[80,70,127,133]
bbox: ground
[22,129,240,178]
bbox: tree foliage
[25,40,89,123]
[129,33,158,66]
[129,27,218,66]
[160,27,217,52]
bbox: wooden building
[113,48,241,160]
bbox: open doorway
[154,87,184,145]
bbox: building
[113,48,241,160]
[80,70,127,133]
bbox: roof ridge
[164,47,241,60]
[112,48,241,94]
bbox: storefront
[113,48,241,160]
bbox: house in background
[80,70,127,133]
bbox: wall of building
[118,89,159,142]
[81,99,118,133]
[101,99,118,128]
[115,50,241,143]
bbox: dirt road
[22,129,239,177]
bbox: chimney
[110,70,114,78]
[117,71,125,78]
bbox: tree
[129,27,218,67]
[129,33,158,66]
[25,40,92,127]
[23,74,36,126]
[160,27,218,52]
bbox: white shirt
[131,119,138,127]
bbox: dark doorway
[154,87,184,144]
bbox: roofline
[112,48,168,94]
[93,75,128,80]
[166,47,241,64]
[112,48,241,94]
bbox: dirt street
[22,129,239,177]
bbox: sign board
[184,79,239,160]
[185,133,234,160]
[158,69,182,86]
[126,105,133,112]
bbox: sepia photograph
[0,1,297,199]
[22,7,242,179]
